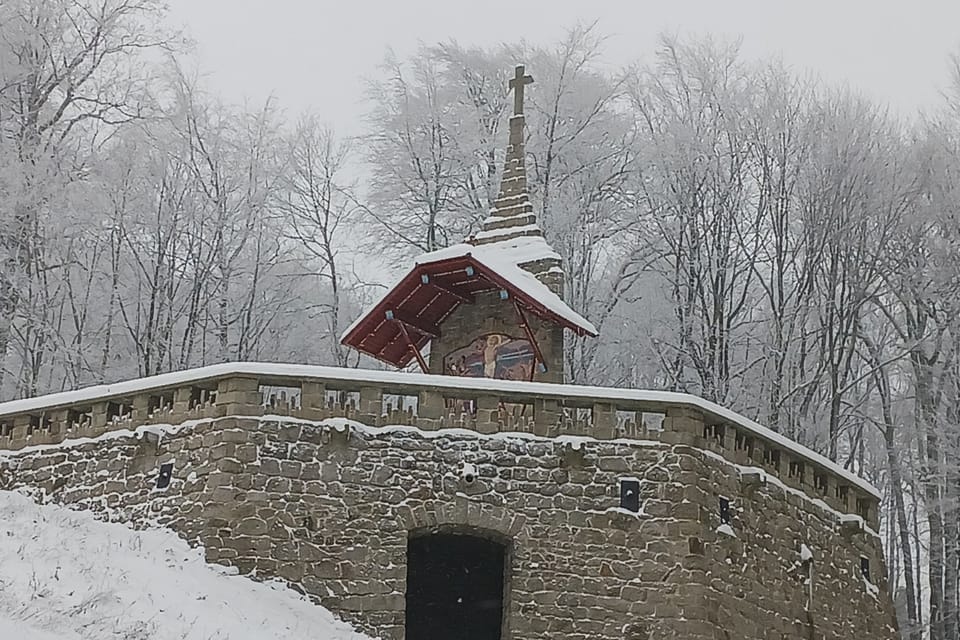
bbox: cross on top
[509,65,534,116]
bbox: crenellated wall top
[0,362,881,527]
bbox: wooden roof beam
[396,322,429,373]
[419,273,474,303]
[513,300,547,379]
[384,310,440,340]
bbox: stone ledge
[0,364,882,530]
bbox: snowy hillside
[0,490,372,640]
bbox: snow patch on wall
[0,420,196,458]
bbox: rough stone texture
[0,416,898,640]
[428,291,564,383]
[470,101,565,299]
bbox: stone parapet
[0,362,881,529]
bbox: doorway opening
[405,530,507,640]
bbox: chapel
[341,65,597,383]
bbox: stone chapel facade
[0,65,899,640]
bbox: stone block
[277,562,304,582]
[475,396,500,434]
[357,386,383,423]
[592,402,615,440]
[234,443,257,463]
[417,390,443,421]
[279,460,302,478]
[301,381,326,410]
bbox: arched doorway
[405,530,507,640]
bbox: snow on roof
[414,236,595,335]
[417,234,561,265]
[471,223,543,242]
[340,234,591,342]
[0,361,879,499]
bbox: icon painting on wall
[444,334,536,380]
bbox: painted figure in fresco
[444,333,535,380]
[482,334,506,377]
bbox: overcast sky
[163,0,960,134]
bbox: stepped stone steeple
[469,65,564,297]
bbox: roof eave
[341,254,597,366]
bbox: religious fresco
[443,333,536,380]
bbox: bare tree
[276,115,360,367]
[0,0,176,390]
[364,49,509,255]
[628,35,763,404]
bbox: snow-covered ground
[0,490,372,640]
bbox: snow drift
[0,490,371,640]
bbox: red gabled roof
[341,249,597,369]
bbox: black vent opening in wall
[719,497,731,525]
[156,462,174,490]
[860,556,871,581]
[620,478,640,513]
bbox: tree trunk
[885,416,921,639]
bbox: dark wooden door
[405,533,505,640]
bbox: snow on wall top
[0,361,879,499]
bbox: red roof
[341,254,597,369]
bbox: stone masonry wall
[428,291,564,383]
[0,416,897,640]
[683,445,898,638]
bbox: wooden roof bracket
[420,273,474,303]
[385,310,439,340]
[395,321,429,374]
[513,300,546,381]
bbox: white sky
[164,0,960,135]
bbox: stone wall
[687,444,897,638]
[0,415,896,640]
[0,367,884,536]
[428,291,564,383]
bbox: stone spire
[471,64,563,296]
